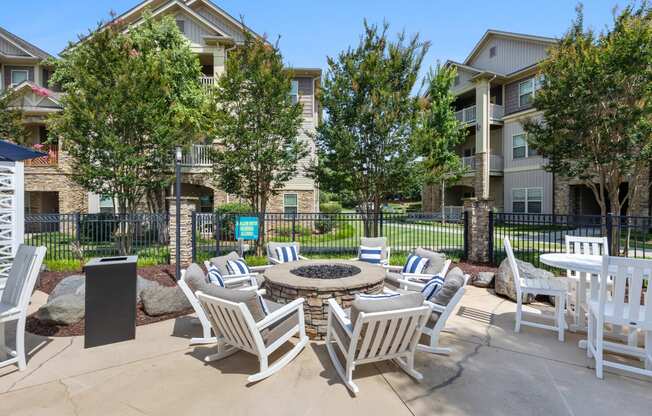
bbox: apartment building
[3,0,320,216]
[422,30,650,217]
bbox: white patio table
[539,253,639,349]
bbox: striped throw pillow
[207,264,225,287]
[359,246,383,264]
[421,275,445,301]
[356,292,400,300]
[275,245,299,263]
[402,254,429,274]
[227,258,250,275]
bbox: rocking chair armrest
[256,298,305,331]
[326,298,352,334]
[424,299,446,313]
[383,264,402,272]
[395,279,425,291]
[249,265,272,272]
[267,257,282,265]
[402,272,435,280]
[298,255,309,260]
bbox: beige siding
[297,77,314,119]
[503,118,546,170]
[468,37,549,75]
[503,169,553,214]
[192,5,246,43]
[174,11,213,46]
[451,68,476,94]
[0,37,28,56]
[490,128,502,155]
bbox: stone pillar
[553,175,571,215]
[464,197,493,263]
[168,196,198,267]
[473,77,491,200]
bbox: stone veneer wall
[266,279,384,339]
[463,197,492,263]
[168,196,198,267]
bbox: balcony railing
[462,154,504,172]
[200,76,215,89]
[24,144,58,167]
[180,144,213,167]
[454,104,504,124]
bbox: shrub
[315,218,334,234]
[274,225,312,238]
[79,213,119,243]
[215,202,253,214]
[214,202,254,240]
[320,201,342,214]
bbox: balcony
[24,144,58,167]
[180,144,213,167]
[454,104,504,125]
[200,76,215,90]
[461,154,503,173]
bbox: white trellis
[0,161,24,291]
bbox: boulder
[141,285,191,316]
[136,276,159,303]
[36,294,85,325]
[473,272,495,288]
[495,258,554,303]
[48,275,85,302]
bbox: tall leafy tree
[50,13,206,252]
[414,64,466,221]
[0,89,27,143]
[315,21,429,235]
[524,4,652,252]
[207,29,305,252]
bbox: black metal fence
[192,211,467,262]
[491,212,652,267]
[25,213,170,263]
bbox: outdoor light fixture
[175,146,182,280]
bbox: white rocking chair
[0,245,46,371]
[325,297,431,395]
[178,268,263,345]
[384,259,452,291]
[196,291,309,383]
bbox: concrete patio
[1,286,650,416]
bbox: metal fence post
[606,213,613,254]
[380,211,384,237]
[463,210,469,260]
[191,211,196,263]
[488,211,494,264]
[75,212,81,243]
[291,213,296,242]
[215,212,221,256]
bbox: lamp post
[175,147,182,280]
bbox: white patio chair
[266,242,309,264]
[351,237,391,265]
[178,266,263,345]
[0,245,46,371]
[202,260,262,289]
[587,255,652,379]
[565,236,609,332]
[504,237,568,341]
[384,259,452,291]
[325,296,431,395]
[196,290,308,383]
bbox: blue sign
[235,216,259,240]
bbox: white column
[213,46,226,78]
[14,162,24,251]
[474,77,491,199]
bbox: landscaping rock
[48,275,85,302]
[141,285,191,316]
[495,258,554,303]
[36,294,85,325]
[136,276,159,303]
[473,272,495,288]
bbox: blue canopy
[0,139,47,162]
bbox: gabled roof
[0,26,54,60]
[186,0,264,41]
[464,29,557,65]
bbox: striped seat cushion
[402,254,429,274]
[226,258,251,275]
[359,246,383,264]
[275,245,299,263]
[207,264,225,287]
[421,275,445,301]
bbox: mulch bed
[453,261,498,278]
[27,264,192,338]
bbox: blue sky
[1,0,630,70]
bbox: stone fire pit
[264,260,385,339]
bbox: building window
[512,188,542,213]
[489,46,496,58]
[10,69,28,86]
[283,193,298,217]
[453,75,460,86]
[512,133,537,159]
[99,196,115,214]
[199,195,213,213]
[290,80,299,105]
[518,75,544,107]
[176,20,185,34]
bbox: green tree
[524,4,652,252]
[413,64,466,221]
[314,21,429,235]
[0,89,27,143]
[50,12,206,253]
[207,29,305,253]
